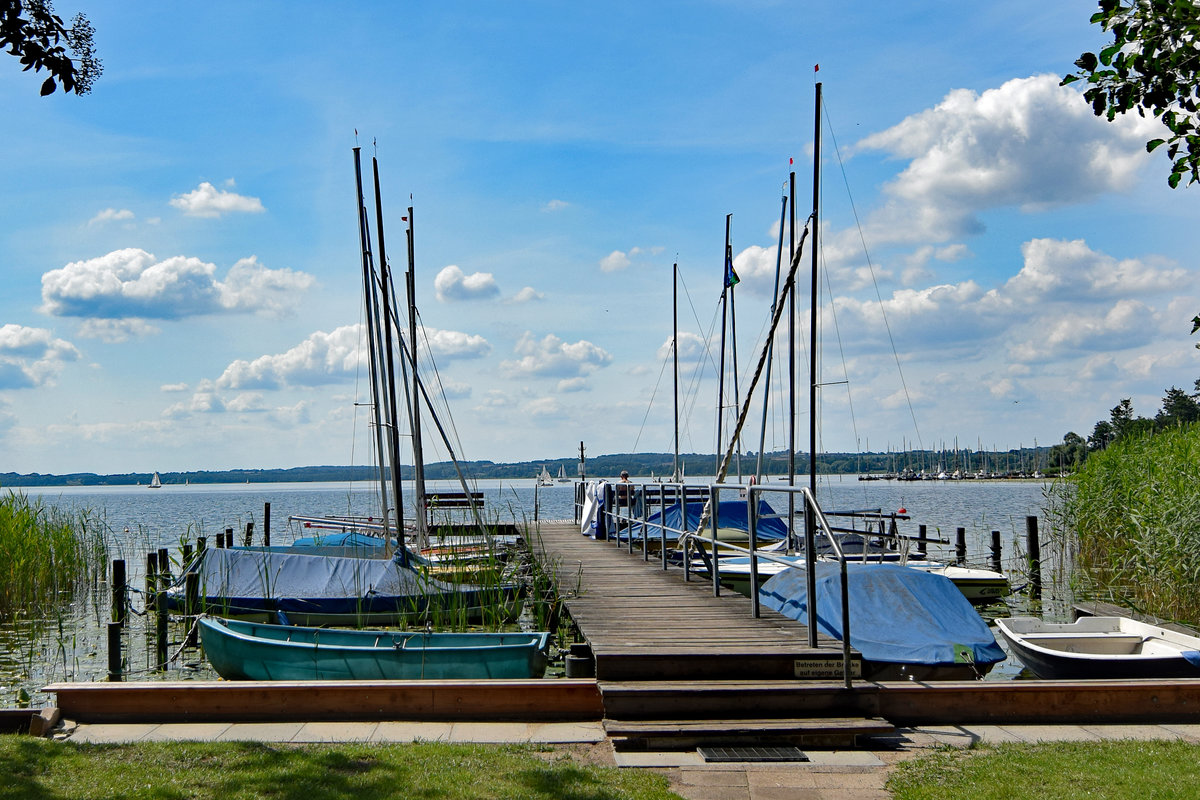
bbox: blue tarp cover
[624,499,788,543]
[759,562,1005,667]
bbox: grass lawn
[0,737,680,800]
[888,739,1200,800]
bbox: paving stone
[67,723,158,743]
[526,721,607,743]
[294,722,378,742]
[954,725,1025,744]
[447,721,532,742]
[999,725,1100,742]
[615,751,707,768]
[371,721,454,742]
[1079,724,1186,741]
[216,722,305,742]
[140,722,232,742]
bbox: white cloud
[855,74,1163,244]
[421,327,491,359]
[543,199,569,211]
[76,318,161,342]
[88,208,134,226]
[40,248,313,321]
[507,286,544,304]
[169,181,265,218]
[501,332,612,378]
[998,238,1185,303]
[0,324,80,389]
[599,250,631,272]
[217,325,364,390]
[160,382,189,393]
[556,377,587,392]
[434,265,500,302]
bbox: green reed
[0,490,109,620]
[1046,423,1200,624]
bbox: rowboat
[760,562,1006,681]
[995,616,1200,680]
[198,616,551,680]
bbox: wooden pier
[532,521,854,682]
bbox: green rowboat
[198,617,551,680]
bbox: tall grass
[0,491,108,620]
[1046,423,1200,624]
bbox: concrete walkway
[52,719,1200,800]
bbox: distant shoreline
[1,446,1057,488]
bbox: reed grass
[0,491,108,621]
[1046,423,1200,624]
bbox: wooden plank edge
[43,680,602,724]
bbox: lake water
[2,475,1065,706]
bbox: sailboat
[148,472,162,489]
[557,464,569,483]
[537,465,554,487]
[170,147,524,630]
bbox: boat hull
[996,616,1200,680]
[198,617,550,681]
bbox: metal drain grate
[697,746,809,763]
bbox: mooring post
[224,527,233,548]
[145,551,158,610]
[197,536,206,554]
[157,547,171,589]
[1026,515,1042,600]
[916,524,928,558]
[181,542,193,567]
[263,502,271,547]
[107,621,122,681]
[244,521,254,547]
[111,559,126,627]
[155,591,169,670]
[955,527,967,565]
[184,572,200,646]
[990,530,1002,572]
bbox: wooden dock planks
[531,522,853,681]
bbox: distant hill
[0,446,1052,487]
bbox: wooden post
[197,536,207,554]
[955,527,966,565]
[107,622,122,681]
[156,591,169,670]
[145,552,158,610]
[263,502,271,546]
[185,572,200,646]
[1026,515,1041,600]
[916,524,928,558]
[224,527,233,548]
[111,559,126,626]
[181,542,193,567]
[990,530,1002,572]
[244,521,254,547]
[158,547,171,590]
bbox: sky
[2,1,1199,476]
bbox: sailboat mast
[352,147,395,558]
[716,214,731,477]
[406,205,429,546]
[755,191,789,481]
[788,170,796,487]
[371,157,409,565]
[805,80,823,647]
[672,262,680,483]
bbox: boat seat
[1019,632,1144,641]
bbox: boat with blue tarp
[759,561,1005,680]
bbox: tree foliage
[1064,0,1200,190]
[1,0,100,95]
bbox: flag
[814,64,820,72]
[724,250,739,288]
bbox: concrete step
[603,715,894,750]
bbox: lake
[2,475,1064,706]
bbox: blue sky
[2,1,1198,476]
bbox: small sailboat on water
[148,472,162,489]
[557,464,569,483]
[537,465,554,486]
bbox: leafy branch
[1,0,101,95]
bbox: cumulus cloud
[656,331,709,363]
[76,318,161,342]
[40,248,314,322]
[160,382,189,393]
[599,250,631,272]
[855,74,1163,244]
[216,325,364,390]
[421,327,491,359]
[88,208,134,226]
[997,238,1186,303]
[501,332,612,378]
[507,286,544,304]
[434,265,500,302]
[169,181,265,218]
[0,324,80,389]
[543,199,569,211]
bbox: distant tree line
[1047,378,1200,472]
